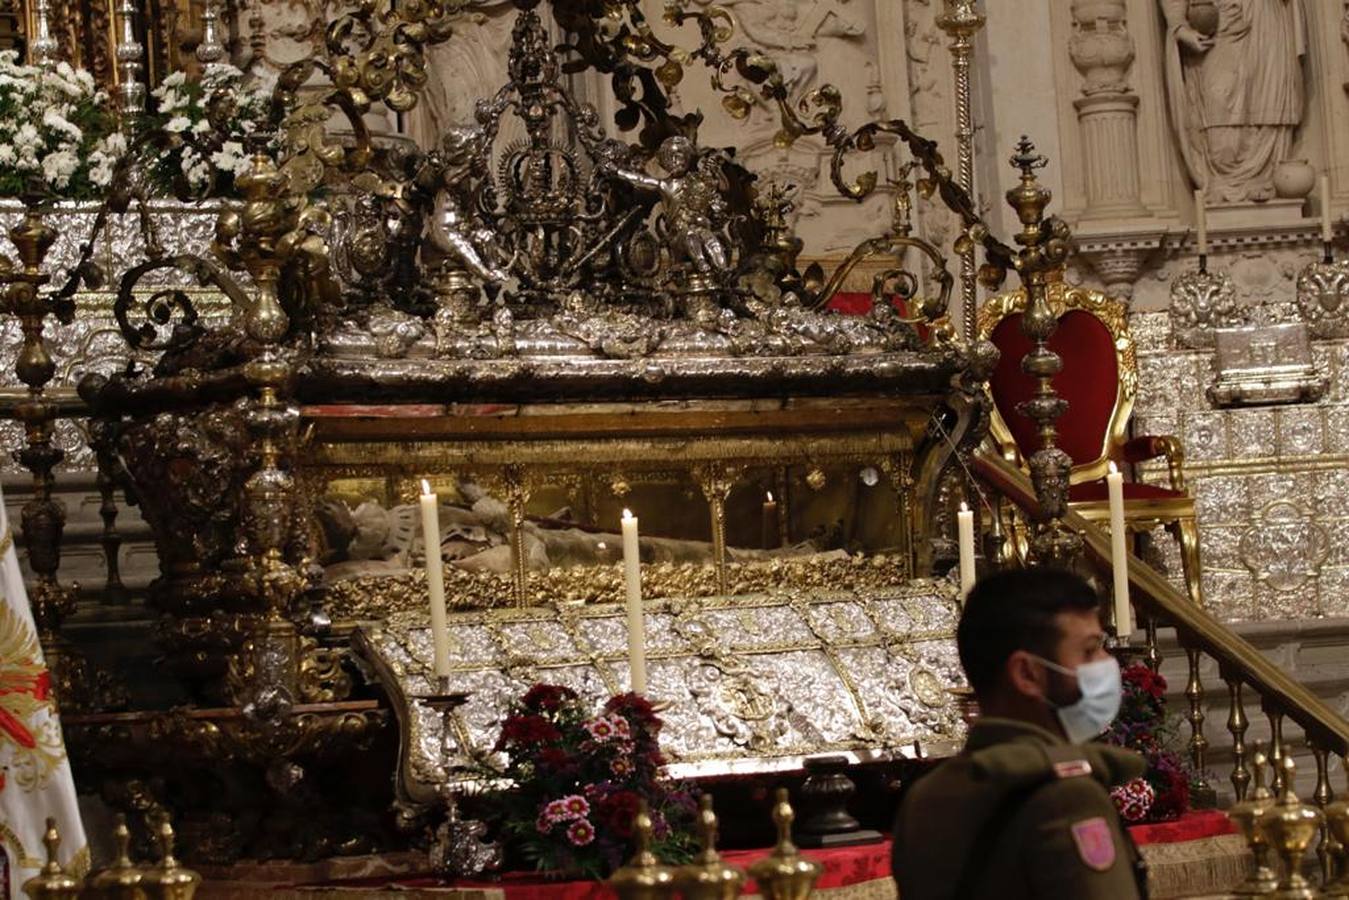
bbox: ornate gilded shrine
[0,0,1080,867]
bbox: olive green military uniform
[892,718,1147,899]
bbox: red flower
[536,747,574,772]
[605,692,658,727]
[584,717,618,742]
[1111,777,1156,823]
[1123,664,1167,701]
[567,819,596,846]
[598,789,643,838]
[494,714,561,751]
[523,684,577,712]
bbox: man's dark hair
[956,568,1103,697]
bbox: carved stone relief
[404,2,546,152]
[650,0,896,254]
[1157,0,1308,204]
[900,0,959,255]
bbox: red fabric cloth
[314,841,893,899]
[296,814,1230,896]
[1068,480,1186,502]
[827,292,878,316]
[825,292,931,343]
[1128,809,1236,846]
[988,309,1120,467]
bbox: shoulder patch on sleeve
[1070,817,1117,871]
[1053,758,1093,779]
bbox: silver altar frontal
[355,581,965,806]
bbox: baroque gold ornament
[674,795,745,900]
[747,789,821,900]
[20,818,81,900]
[88,815,147,900]
[1257,756,1323,900]
[608,801,677,900]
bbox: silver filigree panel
[356,584,967,804]
[1130,311,1349,623]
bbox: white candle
[621,509,647,695]
[419,480,451,678]
[1106,463,1133,638]
[762,491,780,550]
[1322,174,1334,245]
[1194,189,1208,257]
[957,502,976,600]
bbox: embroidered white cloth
[0,485,87,896]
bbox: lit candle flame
[766,491,774,503]
[1108,460,1119,475]
[959,501,969,512]
[421,478,432,496]
[623,508,633,520]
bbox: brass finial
[90,814,147,900]
[747,789,821,900]
[1009,137,1047,179]
[673,795,745,900]
[142,818,201,900]
[1006,137,1052,234]
[1257,756,1322,900]
[21,818,82,899]
[935,0,985,39]
[608,801,676,900]
[1228,746,1278,896]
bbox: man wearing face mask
[891,568,1148,899]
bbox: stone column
[1069,0,1148,219]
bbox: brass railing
[974,450,1349,878]
[0,390,134,607]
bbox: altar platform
[192,811,1245,900]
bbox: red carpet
[285,812,1232,898]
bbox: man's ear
[1006,649,1048,703]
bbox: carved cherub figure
[425,126,512,285]
[599,135,731,277]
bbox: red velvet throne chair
[976,280,1204,608]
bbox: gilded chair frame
[976,280,1137,484]
[976,280,1204,608]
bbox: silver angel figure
[600,136,731,277]
[426,127,512,285]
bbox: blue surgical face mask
[1033,655,1122,744]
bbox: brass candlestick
[1229,747,1278,896]
[89,814,147,900]
[1004,139,1078,564]
[141,818,201,900]
[1258,756,1323,900]
[5,201,75,687]
[935,0,985,345]
[674,795,745,900]
[608,801,676,900]
[747,789,821,900]
[20,818,81,900]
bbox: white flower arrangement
[145,63,271,198]
[0,51,120,199]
